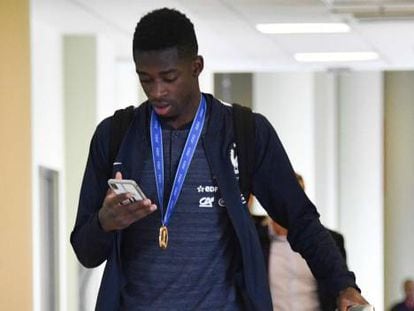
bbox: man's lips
[152,103,171,115]
[152,103,168,108]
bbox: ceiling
[32,0,414,71]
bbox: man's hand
[337,287,370,311]
[98,172,157,232]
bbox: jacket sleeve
[70,118,115,268]
[251,113,358,296]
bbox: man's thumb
[115,171,123,180]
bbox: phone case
[347,305,375,311]
[108,179,147,202]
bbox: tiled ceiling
[32,0,414,71]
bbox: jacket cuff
[331,272,361,296]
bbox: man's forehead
[135,47,180,61]
[134,49,189,74]
[137,67,178,76]
[135,48,189,69]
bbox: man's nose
[150,81,167,100]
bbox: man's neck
[166,92,202,129]
[160,119,193,130]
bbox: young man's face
[134,47,203,128]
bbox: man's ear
[192,55,204,77]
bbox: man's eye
[164,76,177,82]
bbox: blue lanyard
[150,95,206,227]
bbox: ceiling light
[256,23,350,34]
[294,52,379,62]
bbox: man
[391,279,414,311]
[71,8,368,311]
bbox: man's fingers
[115,171,123,180]
[100,195,157,231]
[104,192,132,208]
[111,200,157,228]
[125,199,156,212]
[136,203,157,217]
[337,287,369,311]
[123,199,156,217]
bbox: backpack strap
[108,105,135,176]
[232,103,255,200]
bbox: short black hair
[133,8,198,59]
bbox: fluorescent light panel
[294,52,379,62]
[256,23,350,34]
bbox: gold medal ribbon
[151,96,207,250]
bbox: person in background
[71,8,368,311]
[268,220,347,311]
[268,219,320,310]
[254,173,348,310]
[391,279,414,311]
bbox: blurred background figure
[268,220,347,311]
[390,279,414,311]
[268,219,320,310]
[252,173,347,311]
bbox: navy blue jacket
[71,93,357,310]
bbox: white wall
[200,65,215,95]
[97,35,116,122]
[114,60,140,110]
[253,72,316,203]
[31,18,66,311]
[313,72,339,228]
[338,72,384,311]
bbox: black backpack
[109,103,255,199]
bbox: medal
[151,95,206,250]
[159,225,168,249]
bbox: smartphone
[108,179,147,204]
[347,305,375,311]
